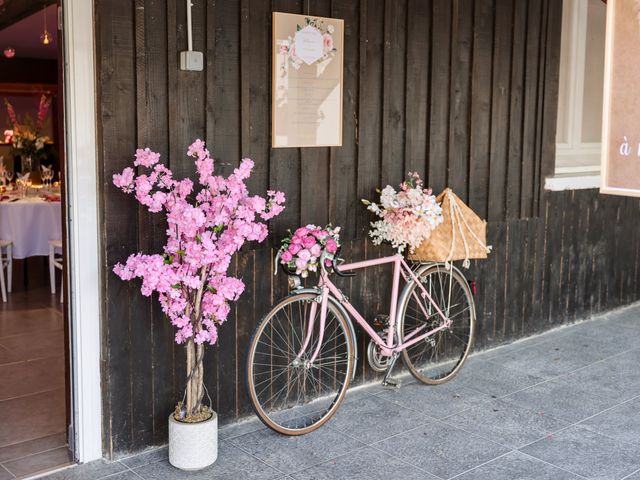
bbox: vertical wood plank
[131,0,155,451]
[532,0,548,216]
[487,0,513,222]
[241,0,271,193]
[356,0,385,234]
[404,0,430,177]
[468,0,493,218]
[427,0,452,193]
[447,0,473,201]
[537,0,562,213]
[520,0,542,218]
[167,0,206,180]
[207,0,241,176]
[505,0,527,219]
[96,0,138,456]
[380,0,408,187]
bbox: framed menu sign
[601,0,640,197]
[272,12,344,148]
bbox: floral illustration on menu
[279,16,337,70]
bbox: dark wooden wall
[95,0,639,458]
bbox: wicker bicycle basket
[408,188,491,267]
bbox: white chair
[0,240,12,303]
[48,240,63,303]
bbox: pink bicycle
[246,247,476,435]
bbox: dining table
[0,192,62,259]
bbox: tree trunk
[185,339,196,416]
[184,268,209,419]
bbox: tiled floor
[0,267,71,480]
[39,303,640,480]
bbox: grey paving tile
[374,380,491,419]
[449,358,545,397]
[521,425,640,479]
[373,420,510,479]
[134,442,280,480]
[36,460,128,480]
[101,471,143,480]
[454,451,583,480]
[482,332,617,380]
[608,306,640,330]
[567,318,640,351]
[563,350,640,402]
[579,396,640,447]
[534,329,624,364]
[119,447,167,469]
[623,469,640,479]
[291,446,438,480]
[219,417,266,440]
[501,377,618,423]
[445,399,570,449]
[228,423,364,474]
[326,393,430,445]
[0,465,12,480]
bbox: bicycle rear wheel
[247,292,355,435]
[398,264,475,384]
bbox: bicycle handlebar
[325,247,356,278]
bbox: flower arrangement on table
[362,173,443,254]
[279,17,337,70]
[4,95,52,166]
[278,224,341,277]
[112,140,285,423]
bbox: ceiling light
[3,47,15,58]
[40,4,51,46]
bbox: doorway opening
[0,1,73,477]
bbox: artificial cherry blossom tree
[113,140,285,422]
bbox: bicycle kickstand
[381,352,400,388]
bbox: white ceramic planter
[168,412,218,471]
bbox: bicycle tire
[246,292,355,435]
[398,263,476,385]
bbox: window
[548,0,606,190]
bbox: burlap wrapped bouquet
[408,188,491,267]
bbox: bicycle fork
[294,286,329,367]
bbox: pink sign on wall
[601,0,640,197]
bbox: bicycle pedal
[382,378,400,389]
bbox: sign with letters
[272,12,344,148]
[601,0,640,197]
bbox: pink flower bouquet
[278,224,341,278]
[362,173,443,254]
[112,139,285,422]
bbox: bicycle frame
[296,254,452,364]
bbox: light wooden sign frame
[271,12,344,149]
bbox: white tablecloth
[0,198,62,258]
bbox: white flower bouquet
[362,173,443,254]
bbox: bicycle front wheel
[246,293,355,435]
[398,264,475,384]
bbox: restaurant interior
[0,1,72,478]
